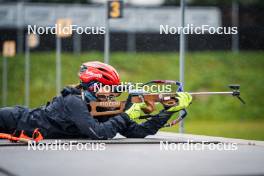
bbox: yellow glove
[125,103,146,120]
[167,92,192,112]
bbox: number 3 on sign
[108,1,123,19]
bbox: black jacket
[0,94,173,139]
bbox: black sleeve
[64,95,128,140]
[61,86,81,97]
[119,110,174,138]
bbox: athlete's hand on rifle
[125,103,147,120]
[167,92,192,112]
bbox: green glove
[125,103,146,120]
[167,92,192,112]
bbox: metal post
[104,1,110,64]
[17,29,24,54]
[2,57,7,106]
[179,0,186,133]
[232,0,239,53]
[25,35,30,107]
[127,32,136,53]
[16,2,24,54]
[73,32,81,55]
[56,37,62,95]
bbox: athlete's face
[95,86,120,101]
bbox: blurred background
[0,0,263,140]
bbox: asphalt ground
[0,132,264,176]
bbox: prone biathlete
[0,61,192,140]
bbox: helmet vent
[102,75,110,80]
[98,67,107,72]
[80,65,87,73]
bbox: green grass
[163,120,264,141]
[1,51,264,140]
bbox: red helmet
[79,61,120,85]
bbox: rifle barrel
[189,91,234,96]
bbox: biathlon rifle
[88,80,245,126]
